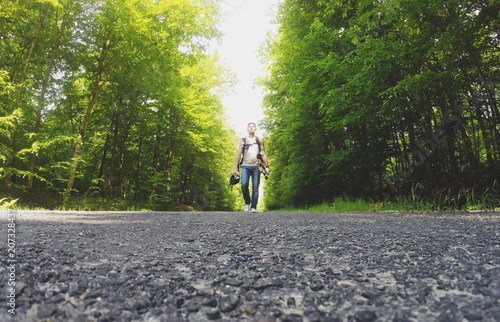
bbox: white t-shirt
[241,137,265,167]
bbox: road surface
[1,210,499,321]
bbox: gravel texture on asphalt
[1,210,500,321]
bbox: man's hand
[264,166,270,176]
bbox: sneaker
[244,205,250,212]
[251,208,257,213]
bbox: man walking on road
[233,122,269,212]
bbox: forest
[1,0,239,210]
[1,0,499,211]
[260,0,500,210]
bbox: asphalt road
[1,210,500,321]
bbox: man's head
[247,122,257,134]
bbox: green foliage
[0,197,18,209]
[261,0,500,209]
[0,0,239,210]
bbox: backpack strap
[240,137,261,167]
[240,137,246,167]
[256,137,261,153]
[255,137,262,161]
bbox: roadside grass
[0,193,154,211]
[272,181,500,213]
[58,196,155,212]
[0,193,207,212]
[2,181,499,212]
[273,196,500,213]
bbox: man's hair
[247,122,256,127]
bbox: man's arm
[260,138,269,167]
[262,154,269,167]
[233,140,243,175]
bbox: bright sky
[217,0,279,137]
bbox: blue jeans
[241,166,260,209]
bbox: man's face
[248,123,256,133]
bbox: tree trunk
[116,120,131,197]
[475,106,494,166]
[133,132,143,200]
[64,41,128,197]
[27,4,71,190]
[483,75,500,161]
[105,106,121,197]
[152,129,161,174]
[97,122,113,181]
[459,123,477,168]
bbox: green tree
[261,0,500,209]
[1,0,239,210]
